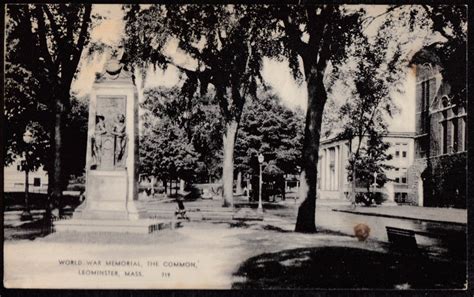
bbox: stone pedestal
[55,58,166,233]
[73,171,143,220]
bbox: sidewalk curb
[332,209,466,226]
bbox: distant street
[266,200,466,259]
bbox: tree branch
[306,5,330,50]
[42,5,64,51]
[21,7,44,72]
[280,10,308,58]
[355,98,383,157]
[66,7,74,47]
[216,27,226,50]
[177,36,205,62]
[421,5,453,41]
[34,6,56,74]
[71,4,92,68]
[216,84,231,121]
[61,5,92,88]
[360,5,402,29]
[304,5,332,79]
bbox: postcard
[4,3,467,290]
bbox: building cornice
[320,131,416,145]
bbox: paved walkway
[4,220,375,289]
[332,205,467,225]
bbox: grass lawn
[3,198,467,289]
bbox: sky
[71,4,441,134]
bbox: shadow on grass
[234,203,287,210]
[229,221,250,228]
[262,225,291,233]
[232,246,466,289]
[4,218,53,241]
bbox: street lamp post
[296,165,301,187]
[246,173,251,200]
[371,172,378,200]
[21,129,34,221]
[258,153,264,213]
[296,165,301,204]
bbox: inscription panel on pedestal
[87,173,127,202]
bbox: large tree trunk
[163,178,167,195]
[351,156,357,205]
[348,137,356,205]
[50,95,64,211]
[295,74,327,233]
[222,120,239,207]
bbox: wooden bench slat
[386,226,418,252]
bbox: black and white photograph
[3,3,468,290]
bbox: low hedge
[4,192,82,211]
[425,152,466,208]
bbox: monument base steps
[54,219,181,234]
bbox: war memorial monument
[54,54,171,233]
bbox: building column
[322,149,327,191]
[329,148,333,190]
[417,176,424,206]
[325,148,330,191]
[328,148,332,191]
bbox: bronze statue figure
[112,113,127,168]
[91,114,106,169]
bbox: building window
[441,97,449,154]
[393,168,407,184]
[452,118,459,152]
[394,168,400,183]
[442,121,448,154]
[394,168,400,184]
[395,151,400,158]
[329,149,336,191]
[17,165,21,171]
[451,105,459,153]
[395,192,408,203]
[33,178,41,187]
[421,79,431,133]
[422,80,430,110]
[402,143,408,158]
[463,117,467,151]
[400,168,407,184]
[317,156,321,190]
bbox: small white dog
[353,223,371,241]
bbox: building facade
[4,158,49,193]
[408,47,467,208]
[317,132,415,203]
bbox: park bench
[201,188,213,200]
[386,226,418,252]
